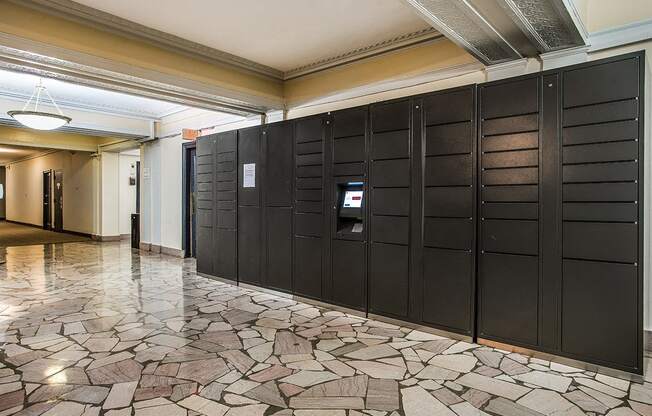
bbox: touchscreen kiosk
[336,182,364,235]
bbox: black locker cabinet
[419,86,476,335]
[294,116,327,299]
[238,126,263,286]
[264,122,294,292]
[559,54,643,372]
[369,99,412,319]
[478,76,541,348]
[477,53,644,373]
[214,131,238,280]
[329,107,368,311]
[196,134,216,276]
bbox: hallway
[0,221,89,247]
[0,241,649,415]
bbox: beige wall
[6,150,95,234]
[582,0,652,32]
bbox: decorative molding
[498,0,586,52]
[0,117,147,141]
[0,88,176,121]
[540,45,589,70]
[0,32,275,115]
[9,0,284,80]
[291,61,483,110]
[588,18,652,52]
[402,0,522,65]
[10,0,452,83]
[283,29,442,79]
[484,57,529,81]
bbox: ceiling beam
[402,0,522,65]
[402,0,586,66]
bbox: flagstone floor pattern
[0,241,651,416]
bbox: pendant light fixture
[8,78,71,131]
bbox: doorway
[42,170,52,229]
[183,142,197,258]
[53,170,63,232]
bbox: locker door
[369,99,411,319]
[330,107,367,311]
[196,134,216,276]
[478,77,541,348]
[264,121,294,292]
[559,54,643,373]
[294,116,326,299]
[214,131,237,281]
[420,86,476,335]
[238,126,262,285]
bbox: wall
[6,150,95,234]
[119,153,139,235]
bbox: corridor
[0,241,649,415]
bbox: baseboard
[6,219,91,238]
[139,242,151,251]
[161,246,184,257]
[120,233,131,240]
[92,235,120,242]
[5,219,42,229]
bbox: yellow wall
[0,125,115,152]
[6,150,95,234]
[583,0,652,32]
[0,3,283,103]
[284,39,476,107]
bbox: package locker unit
[196,51,644,374]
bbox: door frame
[182,141,197,258]
[42,170,52,230]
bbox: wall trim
[589,18,652,52]
[484,57,529,81]
[290,61,483,110]
[540,45,589,70]
[161,246,184,258]
[283,30,442,79]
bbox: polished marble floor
[0,241,651,416]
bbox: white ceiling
[0,144,49,165]
[0,68,188,120]
[73,0,431,72]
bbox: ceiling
[0,68,188,120]
[0,144,49,165]
[73,0,433,73]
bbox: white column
[99,151,120,239]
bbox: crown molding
[589,18,652,52]
[283,29,442,79]
[10,0,447,83]
[9,0,284,80]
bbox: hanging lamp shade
[8,79,71,131]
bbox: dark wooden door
[42,170,51,230]
[53,170,63,232]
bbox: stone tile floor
[0,241,651,416]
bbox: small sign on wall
[243,163,255,188]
